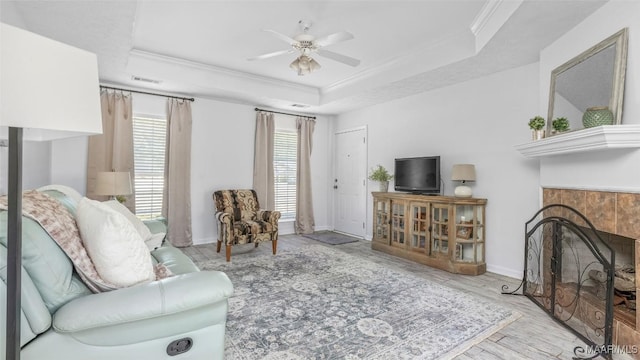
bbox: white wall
[335,63,541,278]
[46,93,333,245]
[539,1,640,192]
[0,141,52,195]
[189,99,332,244]
[50,137,88,194]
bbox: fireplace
[536,189,639,358]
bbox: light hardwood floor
[182,234,626,360]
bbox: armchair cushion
[233,219,274,237]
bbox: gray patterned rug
[198,245,519,360]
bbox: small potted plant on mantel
[528,116,546,140]
[551,117,570,134]
[368,165,393,192]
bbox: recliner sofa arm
[52,271,233,345]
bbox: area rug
[198,245,520,360]
[303,231,360,245]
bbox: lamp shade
[0,23,102,140]
[289,55,321,76]
[451,164,476,182]
[94,172,133,196]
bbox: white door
[334,127,367,237]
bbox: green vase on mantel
[582,106,614,128]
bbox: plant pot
[582,106,613,128]
[379,181,389,192]
[532,129,545,141]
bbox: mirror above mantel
[547,28,629,135]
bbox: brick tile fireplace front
[543,188,639,356]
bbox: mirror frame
[547,28,628,135]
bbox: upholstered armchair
[213,189,281,262]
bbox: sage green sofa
[0,188,233,359]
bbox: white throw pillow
[76,198,155,288]
[103,200,152,241]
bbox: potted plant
[528,116,546,140]
[368,165,393,192]
[551,117,570,134]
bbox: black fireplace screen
[512,204,615,359]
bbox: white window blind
[133,115,166,220]
[274,130,297,219]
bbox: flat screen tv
[394,156,441,194]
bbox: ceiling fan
[248,20,360,76]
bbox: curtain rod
[255,107,316,119]
[100,85,195,102]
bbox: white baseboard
[486,264,522,280]
[280,221,295,235]
[193,236,216,245]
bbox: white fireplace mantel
[515,125,640,158]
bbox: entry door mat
[303,231,360,245]
[198,245,520,360]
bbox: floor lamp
[1,23,103,359]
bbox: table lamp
[1,23,103,359]
[95,171,133,203]
[451,164,476,198]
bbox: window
[274,130,297,219]
[133,115,166,219]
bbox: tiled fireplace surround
[542,188,639,352]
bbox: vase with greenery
[368,165,393,192]
[528,116,546,140]
[551,117,570,134]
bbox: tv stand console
[371,192,486,275]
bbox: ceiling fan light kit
[290,55,321,76]
[249,20,360,76]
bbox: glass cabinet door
[409,202,429,253]
[430,204,450,256]
[373,198,390,244]
[453,204,485,264]
[390,202,406,247]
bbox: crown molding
[320,29,475,97]
[470,0,503,36]
[129,49,319,94]
[470,0,522,52]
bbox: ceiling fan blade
[316,49,360,67]
[315,31,354,47]
[247,49,294,61]
[264,29,298,46]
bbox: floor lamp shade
[451,164,476,198]
[1,22,103,360]
[0,23,103,139]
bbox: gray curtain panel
[163,99,193,247]
[86,90,136,213]
[295,117,315,234]
[252,111,275,209]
